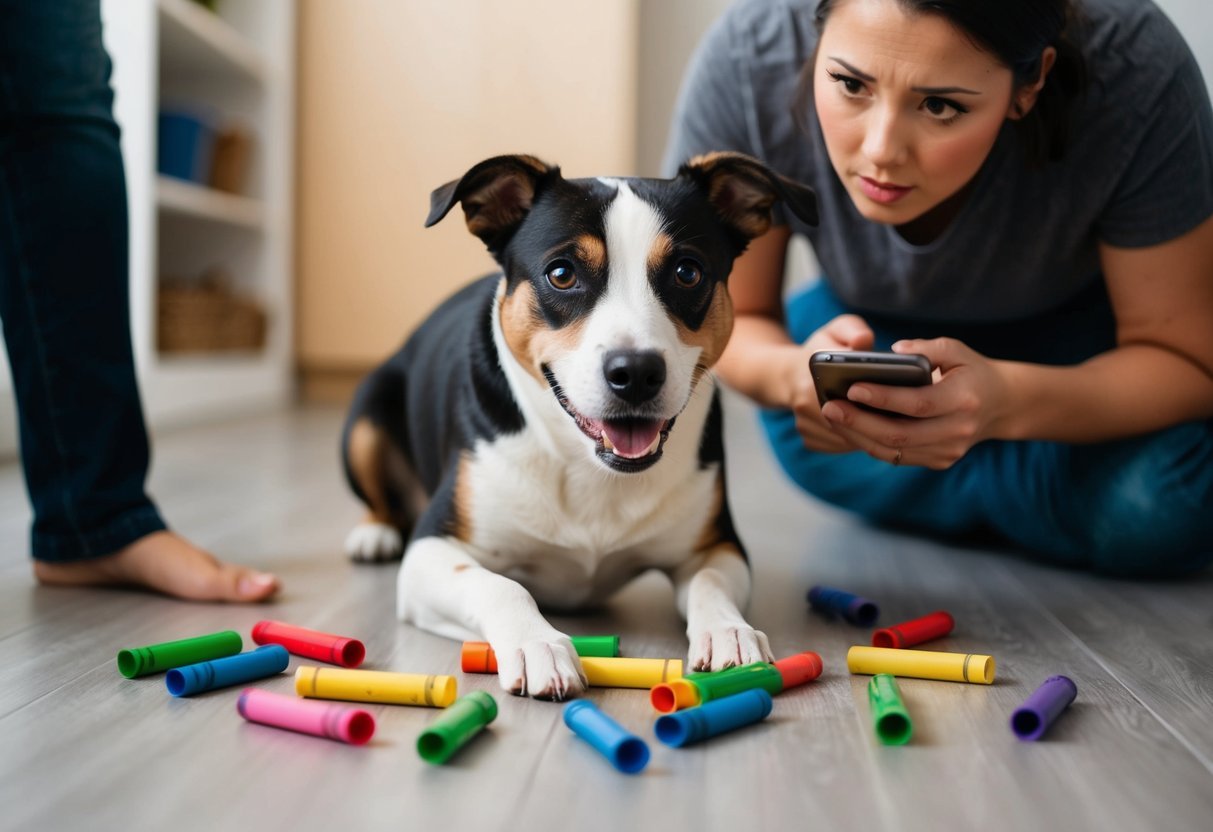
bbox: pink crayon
[236,688,375,745]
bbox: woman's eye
[922,96,967,122]
[545,261,577,290]
[828,71,865,96]
[673,260,703,288]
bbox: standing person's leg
[0,0,277,600]
[761,278,1213,578]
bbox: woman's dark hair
[797,0,1088,166]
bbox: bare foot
[33,531,280,602]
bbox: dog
[341,152,817,699]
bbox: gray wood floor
[1,392,1210,832]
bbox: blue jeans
[0,0,166,560]
[761,279,1213,578]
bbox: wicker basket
[158,275,267,354]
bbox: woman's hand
[818,337,1014,469]
[789,315,876,453]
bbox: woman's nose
[862,105,909,170]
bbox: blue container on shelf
[157,110,216,184]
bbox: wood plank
[0,401,1211,832]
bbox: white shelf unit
[100,0,296,429]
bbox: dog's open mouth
[543,367,674,473]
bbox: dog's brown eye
[674,260,702,289]
[545,261,577,290]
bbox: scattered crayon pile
[115,589,1079,773]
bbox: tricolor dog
[341,152,817,699]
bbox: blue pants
[0,0,166,560]
[761,279,1213,578]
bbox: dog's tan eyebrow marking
[646,232,673,274]
[574,234,607,273]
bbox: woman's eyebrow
[827,56,982,96]
[828,56,875,81]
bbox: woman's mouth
[859,176,913,205]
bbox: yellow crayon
[846,646,995,685]
[580,657,683,689]
[295,666,457,707]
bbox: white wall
[1156,0,1213,96]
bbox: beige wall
[296,0,639,376]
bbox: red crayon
[773,651,824,688]
[252,620,366,668]
[871,611,955,649]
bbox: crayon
[417,691,498,764]
[772,651,824,688]
[563,700,650,774]
[687,662,784,703]
[868,673,912,745]
[872,611,955,649]
[252,620,365,668]
[295,666,457,707]
[1011,675,1077,741]
[847,645,995,685]
[807,585,880,626]
[652,652,824,713]
[237,688,375,745]
[649,678,702,714]
[459,635,621,673]
[654,688,773,747]
[117,630,243,679]
[166,645,290,697]
[580,657,682,689]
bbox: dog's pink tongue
[602,419,663,459]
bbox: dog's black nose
[603,350,666,405]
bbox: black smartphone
[809,350,933,408]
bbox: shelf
[157,0,268,87]
[156,175,265,229]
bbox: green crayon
[688,662,784,703]
[417,691,498,764]
[117,630,243,679]
[868,673,913,745]
[570,636,620,658]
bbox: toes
[233,571,279,602]
[688,631,714,672]
[495,648,529,697]
[691,626,771,672]
[493,637,586,700]
[344,523,403,562]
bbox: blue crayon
[654,688,773,747]
[166,645,290,697]
[562,700,650,774]
[806,585,880,627]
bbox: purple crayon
[806,585,879,627]
[1010,675,1077,741]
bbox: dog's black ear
[680,152,818,240]
[426,154,560,257]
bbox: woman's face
[813,0,1016,227]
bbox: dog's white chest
[460,424,718,607]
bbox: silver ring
[893,449,902,466]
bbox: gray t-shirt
[662,0,1213,323]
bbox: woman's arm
[717,225,874,453]
[715,225,798,406]
[996,212,1213,441]
[829,213,1213,467]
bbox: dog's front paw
[492,634,588,701]
[688,623,773,672]
[344,522,404,563]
